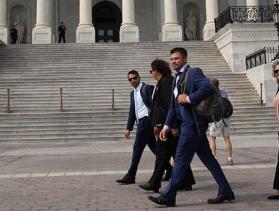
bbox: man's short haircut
[211,78,219,88]
[151,59,171,76]
[170,47,188,58]
[127,69,140,77]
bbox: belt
[138,116,149,122]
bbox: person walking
[148,47,235,207]
[116,70,156,184]
[139,59,195,193]
[209,78,233,165]
[58,21,66,43]
[267,59,279,200]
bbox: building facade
[0,0,275,44]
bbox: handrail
[59,88,64,112]
[246,47,278,70]
[215,6,273,33]
[6,89,11,113]
[260,83,264,106]
[112,88,115,110]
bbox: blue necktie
[174,72,182,98]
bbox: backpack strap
[182,68,192,94]
[181,68,202,138]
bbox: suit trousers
[148,133,195,189]
[273,150,279,190]
[127,116,156,178]
[162,124,233,200]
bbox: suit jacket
[151,75,174,127]
[126,83,154,131]
[165,66,214,127]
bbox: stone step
[0,41,275,138]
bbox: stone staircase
[0,41,277,142]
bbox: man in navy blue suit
[148,48,235,207]
[116,70,156,184]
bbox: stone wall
[246,63,277,106]
[212,23,277,72]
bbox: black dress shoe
[207,192,235,204]
[139,183,159,192]
[267,194,279,200]
[115,175,135,184]
[148,195,175,207]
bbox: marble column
[203,0,218,41]
[32,0,53,44]
[76,0,95,43]
[246,0,259,6]
[0,0,8,44]
[120,0,139,42]
[162,0,182,41]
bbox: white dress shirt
[133,82,149,121]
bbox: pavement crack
[0,155,26,168]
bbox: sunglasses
[128,76,138,82]
[273,69,279,75]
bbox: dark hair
[170,47,187,58]
[151,59,171,76]
[127,69,140,77]
[211,78,219,88]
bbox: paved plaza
[0,135,278,211]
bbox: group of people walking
[116,47,235,207]
[116,47,279,207]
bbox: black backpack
[184,69,231,122]
[222,97,233,118]
[194,86,225,122]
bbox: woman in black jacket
[139,59,195,192]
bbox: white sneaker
[227,157,233,165]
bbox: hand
[177,93,188,104]
[124,129,131,140]
[159,128,169,142]
[171,128,179,138]
[153,127,161,136]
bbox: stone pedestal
[120,24,139,42]
[76,0,95,43]
[0,0,7,44]
[203,22,215,41]
[203,0,218,41]
[246,63,276,106]
[0,27,7,44]
[32,26,52,44]
[162,24,182,42]
[120,0,139,42]
[32,0,53,44]
[76,25,95,43]
[162,0,182,42]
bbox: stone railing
[246,47,278,70]
[215,6,273,33]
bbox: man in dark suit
[139,59,195,192]
[58,21,66,43]
[116,70,156,184]
[148,48,235,207]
